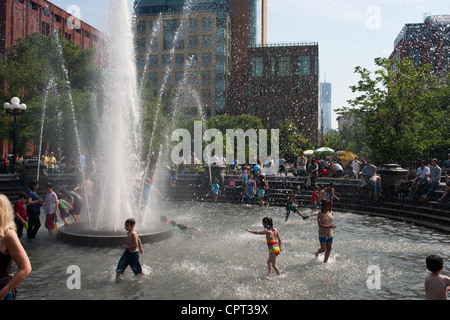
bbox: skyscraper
[321,81,332,135]
[134,0,236,117]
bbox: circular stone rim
[56,223,174,247]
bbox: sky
[50,0,449,128]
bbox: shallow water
[18,201,449,300]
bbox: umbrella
[314,147,335,153]
[336,151,357,160]
[304,150,315,156]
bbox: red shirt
[14,201,27,221]
[311,191,319,203]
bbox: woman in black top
[0,194,32,300]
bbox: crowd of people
[0,150,95,176]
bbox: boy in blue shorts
[116,218,145,280]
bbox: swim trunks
[286,201,297,215]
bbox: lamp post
[3,97,27,174]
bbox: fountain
[57,0,173,246]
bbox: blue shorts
[3,291,14,300]
[319,237,333,243]
[116,250,142,275]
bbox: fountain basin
[56,223,174,247]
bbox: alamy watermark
[171,121,280,174]
[366,5,381,30]
[66,5,81,30]
[366,265,381,290]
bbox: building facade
[0,0,103,55]
[134,0,236,117]
[390,15,450,74]
[246,43,321,144]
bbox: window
[201,71,212,84]
[149,38,158,51]
[175,54,184,68]
[298,56,311,76]
[202,35,213,49]
[148,73,158,86]
[278,57,290,76]
[136,56,145,70]
[188,72,199,85]
[175,72,184,85]
[202,17,213,31]
[162,55,172,68]
[202,53,212,67]
[188,54,198,67]
[29,1,38,10]
[137,21,146,34]
[41,22,50,36]
[189,36,198,49]
[148,55,158,69]
[189,18,198,32]
[42,8,51,17]
[296,80,303,94]
[251,57,264,77]
[314,56,319,75]
[270,57,276,77]
[409,48,421,67]
[137,38,146,52]
[164,19,184,50]
[201,89,212,103]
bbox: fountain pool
[19,202,449,300]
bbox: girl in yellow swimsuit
[246,217,282,276]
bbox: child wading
[246,217,282,276]
[115,218,146,280]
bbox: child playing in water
[169,165,177,187]
[314,199,336,263]
[206,179,221,204]
[246,217,282,276]
[325,182,340,209]
[57,192,72,226]
[310,185,319,209]
[425,254,450,300]
[244,174,256,207]
[115,218,146,280]
[285,187,308,221]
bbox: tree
[278,119,313,161]
[0,32,102,157]
[338,57,450,166]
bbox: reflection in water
[19,202,449,300]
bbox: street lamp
[4,97,27,174]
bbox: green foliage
[336,57,449,166]
[0,32,102,158]
[278,119,313,160]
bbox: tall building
[0,0,104,55]
[134,0,234,117]
[321,81,332,135]
[134,0,321,144]
[390,15,450,74]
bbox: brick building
[389,15,450,74]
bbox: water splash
[36,78,55,182]
[93,0,143,232]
